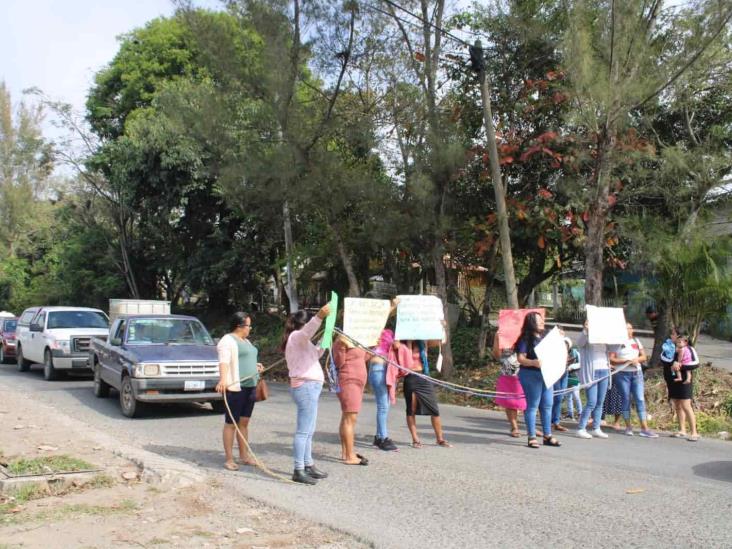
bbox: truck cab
[90,315,222,417]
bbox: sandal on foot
[543,436,561,447]
[671,432,687,439]
[553,424,568,432]
[510,430,521,438]
[437,439,452,448]
[687,435,699,442]
[411,440,422,449]
[355,453,370,465]
[527,437,540,449]
[224,462,239,471]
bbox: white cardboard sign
[343,298,391,347]
[536,326,569,388]
[586,305,628,345]
[394,295,445,341]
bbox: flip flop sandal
[356,453,370,465]
[527,438,540,449]
[543,436,561,447]
[437,439,452,448]
[510,430,521,438]
[411,440,422,449]
[687,436,699,442]
[223,462,239,471]
[553,424,568,432]
[671,433,686,438]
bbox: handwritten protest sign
[320,291,339,349]
[394,295,444,341]
[536,326,568,388]
[586,305,628,345]
[497,308,545,350]
[343,298,391,347]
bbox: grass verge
[5,455,94,476]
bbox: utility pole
[470,39,519,309]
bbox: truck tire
[93,360,111,398]
[16,346,30,372]
[210,400,226,414]
[0,346,5,364]
[120,375,144,418]
[43,349,59,381]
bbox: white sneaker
[576,429,593,439]
[592,429,609,439]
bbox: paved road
[2,364,731,548]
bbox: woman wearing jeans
[281,304,330,485]
[609,323,658,438]
[576,321,611,439]
[368,329,398,451]
[516,312,560,449]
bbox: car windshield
[4,320,17,332]
[126,318,214,346]
[47,311,108,329]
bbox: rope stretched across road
[332,328,624,399]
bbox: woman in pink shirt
[280,304,330,485]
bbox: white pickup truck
[15,306,109,380]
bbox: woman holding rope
[515,312,560,448]
[281,304,331,485]
[575,319,611,440]
[333,334,371,465]
[394,336,452,449]
[215,312,264,471]
[492,330,526,438]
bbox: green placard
[320,291,339,349]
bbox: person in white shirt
[608,323,658,438]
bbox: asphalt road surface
[2,364,731,548]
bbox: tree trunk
[282,200,299,312]
[478,242,499,359]
[650,305,671,367]
[433,244,454,377]
[584,131,614,306]
[478,66,519,309]
[334,231,361,297]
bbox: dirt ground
[0,390,366,549]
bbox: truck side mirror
[30,323,42,332]
[110,337,122,346]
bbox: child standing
[565,339,582,420]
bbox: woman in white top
[609,323,658,438]
[575,320,611,439]
[215,312,264,471]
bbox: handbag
[255,378,269,402]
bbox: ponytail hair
[280,310,311,352]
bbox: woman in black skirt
[661,328,699,441]
[395,339,452,448]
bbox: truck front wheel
[43,349,59,381]
[120,375,145,418]
[16,346,30,372]
[93,360,110,398]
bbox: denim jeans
[368,361,390,439]
[551,372,569,425]
[290,381,322,470]
[578,370,610,430]
[518,367,553,438]
[567,387,582,418]
[616,369,647,421]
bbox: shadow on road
[143,443,292,483]
[692,461,732,483]
[61,384,219,420]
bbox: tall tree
[562,0,732,304]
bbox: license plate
[184,380,205,391]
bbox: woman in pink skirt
[333,335,370,465]
[492,332,527,437]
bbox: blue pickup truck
[89,315,223,417]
